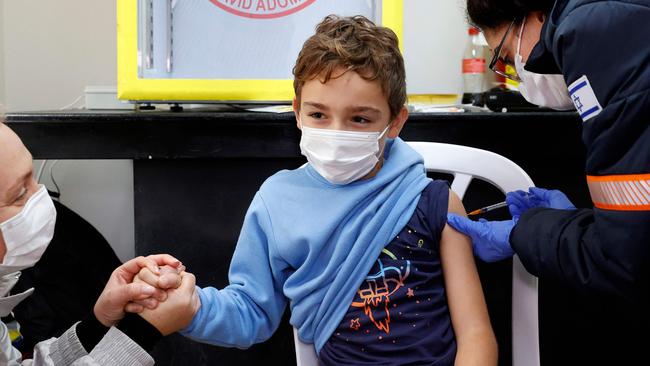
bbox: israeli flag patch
[568,75,602,122]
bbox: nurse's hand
[136,271,201,336]
[94,254,183,327]
[447,214,515,262]
[507,187,576,217]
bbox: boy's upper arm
[446,189,467,217]
[440,190,492,340]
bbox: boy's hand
[136,271,201,335]
[127,264,185,311]
[94,254,183,327]
[137,264,185,290]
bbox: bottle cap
[468,27,480,35]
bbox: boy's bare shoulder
[447,189,467,217]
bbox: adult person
[9,183,123,354]
[0,121,195,364]
[448,0,649,304]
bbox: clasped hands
[93,254,200,336]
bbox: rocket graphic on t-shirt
[351,256,410,334]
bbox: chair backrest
[293,142,540,366]
[294,327,319,366]
[406,141,539,366]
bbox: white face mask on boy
[514,18,575,111]
[0,185,56,274]
[299,124,390,185]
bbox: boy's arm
[441,190,497,366]
[180,192,291,349]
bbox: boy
[139,15,497,365]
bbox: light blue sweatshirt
[181,138,431,352]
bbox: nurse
[448,0,650,304]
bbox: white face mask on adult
[514,18,575,111]
[0,185,56,274]
[299,124,390,185]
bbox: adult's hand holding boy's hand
[94,254,183,327]
[136,271,201,335]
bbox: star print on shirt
[406,288,414,297]
[350,318,361,331]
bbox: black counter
[6,109,582,160]
[6,110,645,366]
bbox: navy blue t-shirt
[319,180,456,365]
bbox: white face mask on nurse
[483,12,575,111]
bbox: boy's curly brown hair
[292,15,406,119]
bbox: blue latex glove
[506,187,576,218]
[447,214,516,262]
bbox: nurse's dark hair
[466,0,556,29]
[293,15,406,119]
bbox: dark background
[7,110,648,365]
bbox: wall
[2,0,116,111]
[35,160,135,262]
[1,0,472,108]
[3,1,134,261]
[404,0,468,95]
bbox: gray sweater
[1,320,154,366]
[0,269,154,366]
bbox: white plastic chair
[293,141,540,366]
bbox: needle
[467,201,508,216]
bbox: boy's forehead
[301,70,389,111]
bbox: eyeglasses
[488,19,521,82]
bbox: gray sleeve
[17,322,88,366]
[28,323,154,366]
[84,327,154,366]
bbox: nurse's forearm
[511,207,650,303]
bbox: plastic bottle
[462,27,487,106]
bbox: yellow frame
[117,0,404,102]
